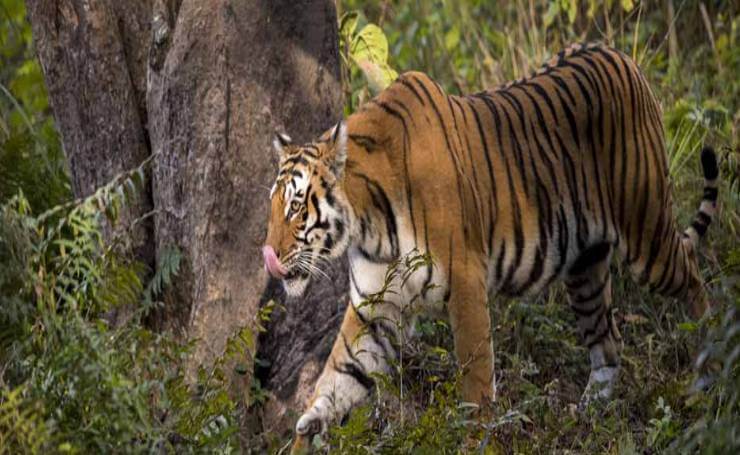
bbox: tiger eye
[290,200,301,212]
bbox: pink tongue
[263,245,287,278]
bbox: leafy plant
[338,11,398,112]
[647,396,678,448]
[0,385,49,454]
[677,296,740,453]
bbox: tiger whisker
[284,252,330,281]
[298,261,329,281]
[294,257,330,281]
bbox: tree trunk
[26,0,155,269]
[26,0,347,435]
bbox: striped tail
[684,146,719,248]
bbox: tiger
[262,42,719,450]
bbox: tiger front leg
[292,303,394,451]
[448,267,495,409]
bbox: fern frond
[0,385,51,454]
[143,245,182,306]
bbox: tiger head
[263,121,353,297]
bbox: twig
[0,82,34,134]
[699,2,724,73]
[644,0,689,71]
[666,0,679,64]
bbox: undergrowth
[0,161,259,453]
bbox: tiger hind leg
[565,242,622,408]
[637,146,718,318]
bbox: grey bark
[27,0,347,436]
[26,0,155,267]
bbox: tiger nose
[263,245,288,279]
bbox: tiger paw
[291,412,327,454]
[296,411,326,437]
[578,366,618,410]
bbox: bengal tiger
[262,42,718,449]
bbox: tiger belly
[486,206,616,298]
[486,225,566,297]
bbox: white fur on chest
[347,247,447,324]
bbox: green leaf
[444,26,460,51]
[543,2,560,28]
[563,0,578,24]
[677,322,698,332]
[621,0,635,12]
[339,11,359,42]
[242,327,255,352]
[586,0,599,18]
[351,24,389,65]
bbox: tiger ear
[328,120,347,178]
[272,131,292,157]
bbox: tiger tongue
[263,245,288,279]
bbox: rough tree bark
[26,0,155,268]
[26,0,347,435]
